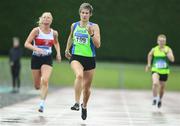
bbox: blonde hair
[37,12,53,26]
[158,34,166,39]
[79,3,93,16]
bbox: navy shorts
[70,54,96,71]
[31,55,53,69]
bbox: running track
[0,88,180,126]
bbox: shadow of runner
[151,111,167,125]
[81,123,87,126]
[31,115,47,125]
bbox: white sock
[75,102,80,105]
[82,104,87,109]
[39,100,45,106]
[153,96,159,101]
[157,96,160,101]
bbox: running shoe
[71,103,79,111]
[38,104,44,113]
[152,99,157,105]
[157,100,162,108]
[81,104,87,120]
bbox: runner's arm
[91,24,101,48]
[167,48,175,62]
[53,30,61,62]
[145,48,154,72]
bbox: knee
[76,73,83,80]
[41,77,49,86]
[153,81,159,86]
[35,85,40,90]
[34,81,40,90]
[160,85,165,90]
[153,83,158,88]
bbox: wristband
[90,34,94,37]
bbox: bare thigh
[40,65,53,85]
[152,73,160,85]
[83,69,95,88]
[159,81,166,88]
[32,70,41,89]
[71,61,84,77]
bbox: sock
[75,102,80,105]
[39,100,45,107]
[157,96,161,102]
[153,96,159,101]
[82,104,87,109]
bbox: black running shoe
[38,105,44,113]
[81,104,87,120]
[152,99,156,105]
[157,101,162,108]
[71,103,79,111]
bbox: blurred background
[0,0,180,92]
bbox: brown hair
[79,3,93,16]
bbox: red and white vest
[33,27,54,56]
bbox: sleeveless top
[151,45,170,74]
[32,27,54,56]
[71,22,96,57]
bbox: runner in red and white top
[24,12,61,113]
[33,27,54,56]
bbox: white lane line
[121,90,134,126]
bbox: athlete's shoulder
[32,27,39,32]
[31,27,39,35]
[52,29,58,36]
[165,45,171,49]
[90,22,99,30]
[73,21,80,24]
[89,21,97,25]
[165,45,172,52]
[153,45,159,49]
[70,21,79,32]
[150,45,158,53]
[52,28,57,33]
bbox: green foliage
[0,0,180,63]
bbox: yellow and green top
[151,45,170,74]
[71,22,96,57]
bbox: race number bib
[155,60,167,69]
[75,33,88,44]
[33,46,51,56]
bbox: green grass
[51,62,120,88]
[0,56,180,91]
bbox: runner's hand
[65,50,72,60]
[34,48,47,55]
[56,55,61,63]
[145,65,151,72]
[86,24,94,36]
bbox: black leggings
[11,64,21,88]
